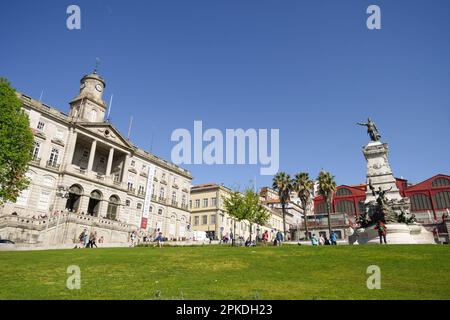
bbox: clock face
[95,84,103,92]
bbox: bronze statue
[357,118,381,142]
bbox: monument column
[87,140,97,172]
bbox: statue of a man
[357,118,381,142]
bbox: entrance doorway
[66,184,83,212]
[87,190,102,216]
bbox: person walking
[318,234,325,246]
[79,229,86,246]
[154,232,164,248]
[311,234,318,246]
[262,230,269,246]
[90,231,98,248]
[375,221,387,244]
[83,231,89,248]
[330,231,338,245]
[324,235,331,245]
[275,231,284,246]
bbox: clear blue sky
[1,0,449,188]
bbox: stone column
[121,153,130,182]
[87,140,97,172]
[106,147,114,177]
[64,129,78,166]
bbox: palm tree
[293,172,314,240]
[317,170,337,236]
[272,172,292,239]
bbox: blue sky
[1,0,449,188]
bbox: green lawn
[0,245,449,300]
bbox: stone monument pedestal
[355,223,435,245]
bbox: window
[211,214,216,225]
[432,178,450,188]
[182,194,187,206]
[37,121,45,131]
[37,190,51,210]
[194,216,199,226]
[202,215,208,225]
[127,182,134,191]
[433,191,450,209]
[131,160,135,167]
[149,206,153,212]
[315,202,328,214]
[211,197,217,207]
[48,148,59,166]
[203,198,208,207]
[160,187,165,199]
[189,200,192,209]
[162,172,166,180]
[335,200,355,215]
[336,188,352,196]
[195,199,200,208]
[16,188,30,206]
[172,191,177,202]
[158,208,163,215]
[142,164,146,170]
[410,194,432,211]
[138,185,145,195]
[125,200,131,207]
[31,141,40,159]
[137,203,143,210]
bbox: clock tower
[69,69,107,122]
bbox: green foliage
[316,170,337,203]
[272,171,292,236]
[317,170,337,234]
[0,78,33,204]
[293,172,314,239]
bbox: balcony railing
[158,197,167,204]
[127,187,136,195]
[46,160,60,170]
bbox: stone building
[190,183,284,241]
[0,70,192,245]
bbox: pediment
[76,122,133,150]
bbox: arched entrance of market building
[66,184,83,212]
[87,190,102,216]
[106,195,120,220]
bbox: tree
[293,172,314,240]
[317,170,337,235]
[242,188,269,242]
[272,172,292,239]
[0,78,33,205]
[223,190,245,246]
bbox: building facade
[190,184,284,241]
[0,70,192,244]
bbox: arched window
[149,206,153,213]
[335,200,355,215]
[66,184,83,212]
[42,175,55,187]
[158,208,163,215]
[172,191,177,203]
[31,141,40,159]
[137,203,142,210]
[433,191,450,209]
[107,195,120,220]
[336,188,352,196]
[87,190,102,216]
[410,194,432,211]
[432,178,450,188]
[125,199,131,207]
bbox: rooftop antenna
[127,116,133,140]
[107,94,113,121]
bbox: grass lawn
[0,244,449,300]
